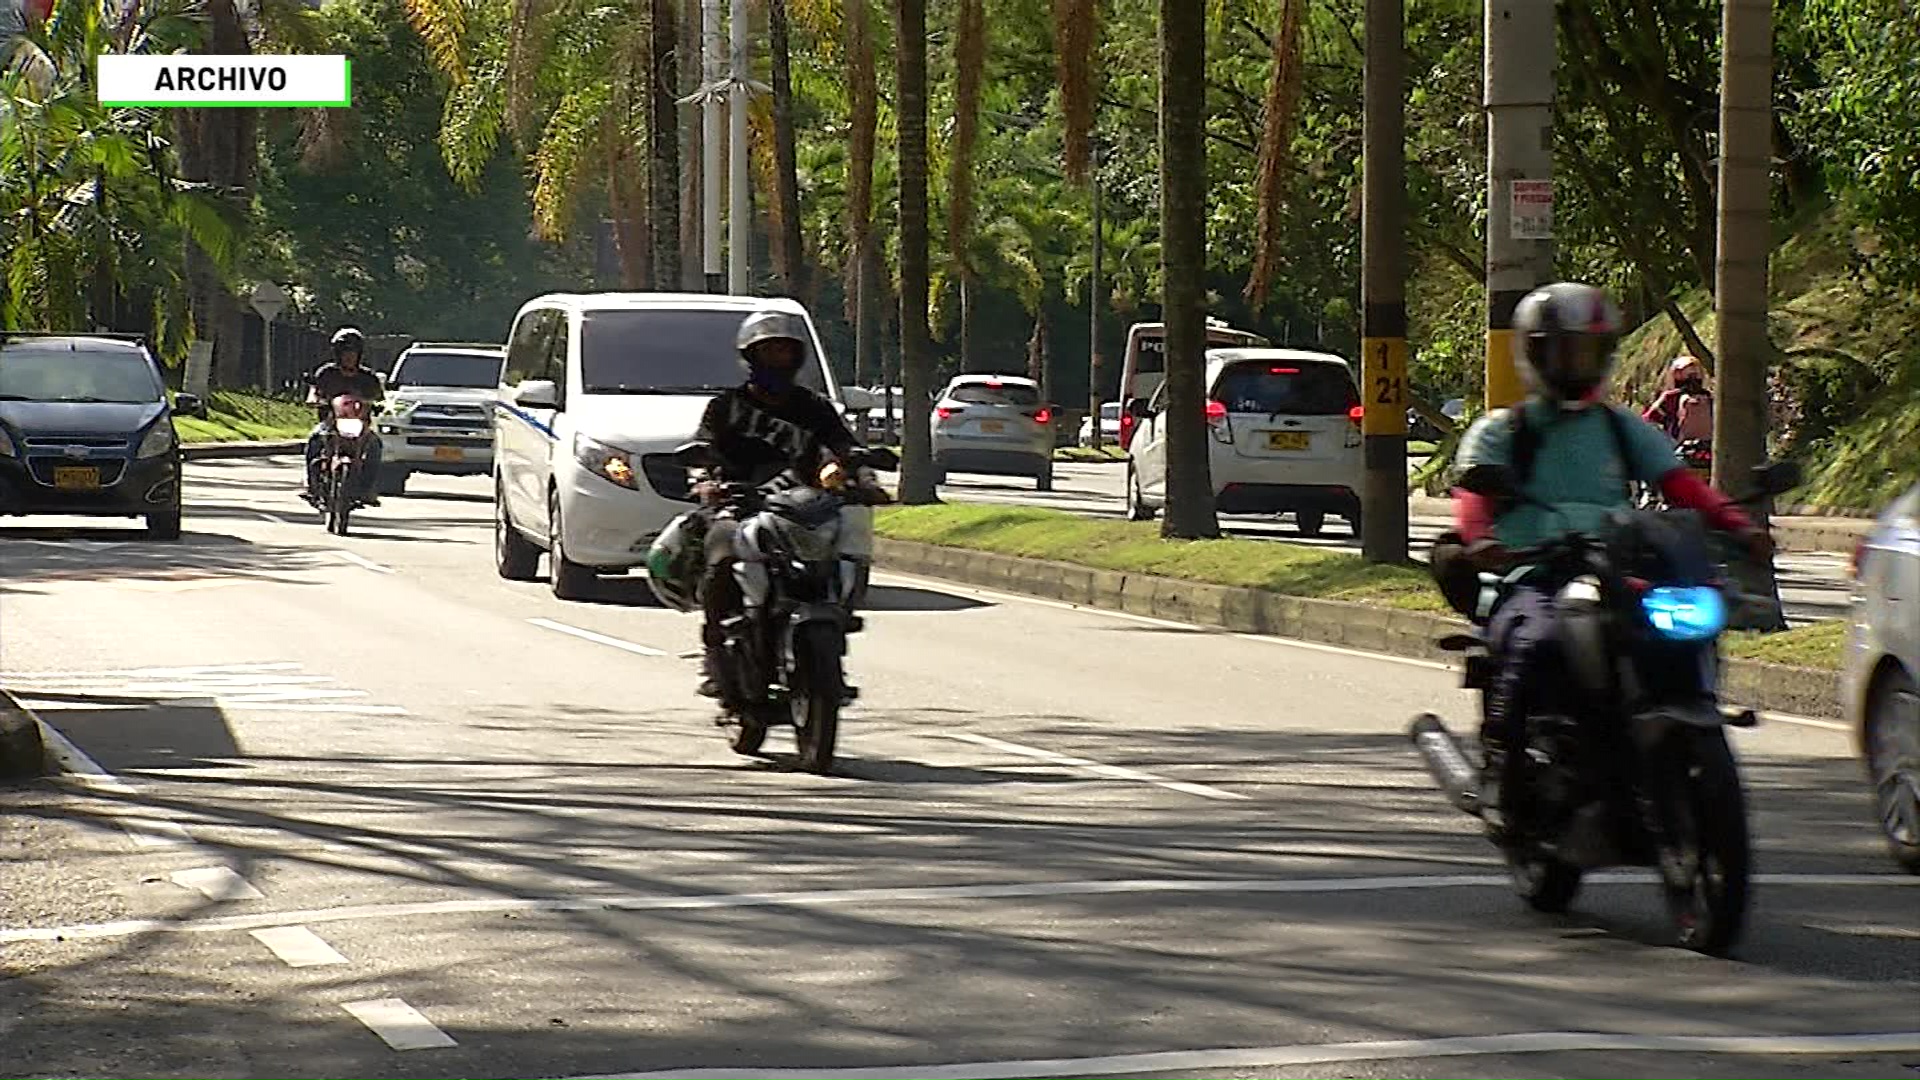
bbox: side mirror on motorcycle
[1752,460,1803,498]
[669,441,719,469]
[861,447,900,472]
[1455,463,1518,500]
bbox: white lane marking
[941,732,1250,802]
[564,1030,1920,1080]
[250,925,349,967]
[224,702,411,715]
[528,618,668,657]
[874,571,1456,671]
[31,720,200,849]
[6,871,1913,944]
[1758,710,1851,733]
[334,550,396,574]
[340,998,458,1051]
[3,662,302,680]
[168,867,266,902]
[256,511,289,525]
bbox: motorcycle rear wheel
[790,622,844,775]
[1506,846,1583,913]
[1650,727,1751,955]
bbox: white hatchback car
[1124,348,1364,536]
[491,293,847,600]
[931,374,1054,490]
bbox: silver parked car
[1842,479,1920,873]
[930,374,1054,490]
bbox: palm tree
[945,0,986,371]
[1052,0,1094,183]
[844,0,882,388]
[1157,0,1218,538]
[650,0,680,289]
[1247,0,1307,306]
[767,0,805,296]
[894,0,937,503]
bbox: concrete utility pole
[1714,0,1787,631]
[1483,0,1557,411]
[1360,0,1408,564]
[702,0,724,292]
[728,0,751,294]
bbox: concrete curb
[181,440,304,461]
[0,689,48,781]
[873,537,1843,719]
[1408,494,1869,555]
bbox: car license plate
[434,445,463,462]
[53,466,100,490]
[980,420,1006,434]
[1265,431,1311,451]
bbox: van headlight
[575,433,639,490]
[137,422,177,458]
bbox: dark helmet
[1511,282,1622,403]
[735,309,811,377]
[330,326,366,358]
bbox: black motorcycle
[670,442,898,774]
[310,392,375,536]
[1410,460,1800,955]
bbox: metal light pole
[1483,0,1557,411]
[1087,146,1104,450]
[727,0,751,295]
[1360,0,1408,563]
[701,0,724,292]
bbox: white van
[1115,318,1267,449]
[491,293,846,599]
[1124,348,1364,537]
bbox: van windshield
[578,309,826,394]
[0,343,163,404]
[1214,361,1357,416]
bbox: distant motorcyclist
[1642,355,1714,445]
[303,327,386,507]
[1450,284,1767,814]
[691,309,861,698]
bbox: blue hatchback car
[0,334,198,539]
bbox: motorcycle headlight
[1640,585,1727,642]
[574,433,639,490]
[136,421,177,458]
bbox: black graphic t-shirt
[309,362,384,418]
[695,385,857,489]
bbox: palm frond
[1246,0,1306,306]
[530,81,613,241]
[402,0,471,84]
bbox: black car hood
[0,400,165,437]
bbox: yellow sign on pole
[1361,336,1409,436]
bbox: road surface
[0,457,1912,1080]
[929,462,1853,627]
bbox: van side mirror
[513,379,558,408]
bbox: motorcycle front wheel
[789,622,845,774]
[1506,845,1583,913]
[327,464,353,535]
[1649,727,1752,955]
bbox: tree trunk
[609,146,654,289]
[1713,0,1785,631]
[846,0,879,376]
[679,0,704,289]
[1156,0,1217,538]
[768,0,806,297]
[650,0,682,290]
[958,274,976,373]
[174,0,257,387]
[855,234,882,387]
[895,0,938,503]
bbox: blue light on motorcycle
[1640,585,1728,642]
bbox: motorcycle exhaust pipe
[1408,713,1482,817]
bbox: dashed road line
[168,866,266,901]
[940,731,1250,801]
[341,998,458,1050]
[7,871,1912,944]
[249,925,349,967]
[334,550,397,574]
[528,618,669,656]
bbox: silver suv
[375,343,506,496]
[1844,479,1920,874]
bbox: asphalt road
[0,457,1913,1080]
[927,462,1854,628]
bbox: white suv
[1125,348,1364,536]
[375,343,505,495]
[930,374,1055,490]
[491,293,846,600]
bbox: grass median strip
[173,390,311,444]
[875,502,1847,670]
[875,503,1447,612]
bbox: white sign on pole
[184,340,214,401]
[249,280,287,322]
[1510,179,1554,240]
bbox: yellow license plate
[53,466,100,490]
[433,445,464,462]
[980,420,1006,434]
[1265,431,1311,451]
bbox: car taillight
[1852,537,1870,579]
[1032,407,1052,424]
[1347,405,1365,424]
[937,406,959,420]
[1270,366,1299,375]
[1205,400,1227,424]
[1119,412,1136,448]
